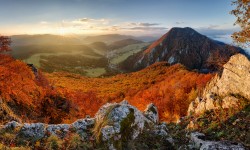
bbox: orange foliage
[47,62,214,122]
[0,55,77,123]
[0,55,214,123]
[0,55,43,107]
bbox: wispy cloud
[175,21,185,25]
[52,18,168,35]
[127,22,160,27]
[40,21,49,24]
[126,26,168,31]
[71,18,110,25]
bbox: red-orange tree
[0,36,11,52]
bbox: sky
[0,0,240,43]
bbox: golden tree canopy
[231,0,250,47]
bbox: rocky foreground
[0,100,246,150]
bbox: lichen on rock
[93,100,152,149]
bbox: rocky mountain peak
[121,27,241,72]
[167,27,202,38]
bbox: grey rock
[4,121,22,130]
[94,101,152,149]
[20,123,46,139]
[143,103,159,124]
[72,118,95,131]
[190,132,245,150]
[46,124,71,137]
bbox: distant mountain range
[120,27,244,72]
[10,34,157,46]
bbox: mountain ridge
[120,27,242,72]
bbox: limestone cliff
[188,53,250,122]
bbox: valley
[1,0,250,149]
[10,36,151,77]
[0,27,249,149]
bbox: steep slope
[121,27,241,72]
[0,55,78,124]
[89,42,109,55]
[188,54,250,116]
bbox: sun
[59,27,66,36]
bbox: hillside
[0,54,83,124]
[46,62,213,122]
[83,34,135,44]
[120,27,242,72]
[11,34,83,46]
[108,38,144,50]
[0,54,213,124]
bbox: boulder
[143,103,159,123]
[94,100,152,149]
[4,121,22,130]
[190,132,245,150]
[72,118,95,139]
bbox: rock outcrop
[143,103,159,124]
[94,100,152,147]
[188,54,250,116]
[0,100,173,150]
[2,118,95,140]
[190,132,245,150]
[1,100,247,149]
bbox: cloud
[40,21,48,24]
[34,18,168,35]
[138,23,159,26]
[175,21,185,25]
[127,26,168,31]
[79,18,90,22]
[120,22,167,33]
[127,22,160,27]
[71,18,110,25]
[207,24,220,29]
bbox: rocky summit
[121,27,242,72]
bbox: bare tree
[0,36,11,52]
